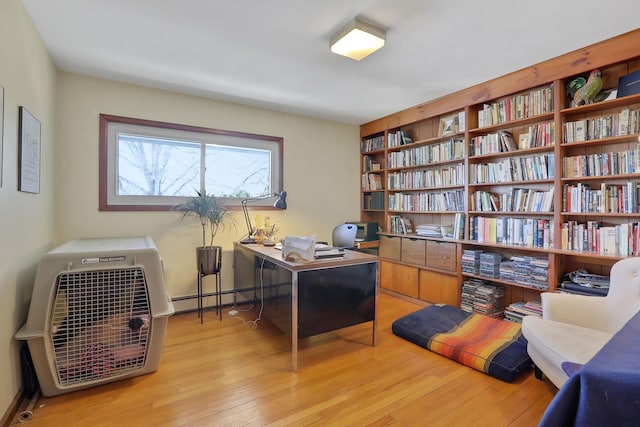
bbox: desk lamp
[240,191,287,244]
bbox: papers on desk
[275,237,345,261]
[314,247,345,259]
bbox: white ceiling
[21,0,640,125]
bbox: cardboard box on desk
[617,69,640,98]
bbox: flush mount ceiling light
[330,17,386,61]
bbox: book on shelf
[619,107,630,135]
[388,130,413,148]
[617,69,640,98]
[390,215,413,234]
[499,130,517,151]
[361,173,383,191]
[457,111,466,132]
[453,212,465,240]
[362,192,384,210]
[362,135,384,152]
[362,155,381,172]
[600,226,617,255]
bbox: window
[99,114,283,211]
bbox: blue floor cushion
[392,304,531,382]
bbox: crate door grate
[50,267,151,386]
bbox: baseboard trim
[1,387,24,427]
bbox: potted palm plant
[173,190,235,275]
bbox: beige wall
[0,0,58,418]
[54,73,360,307]
[1,2,359,418]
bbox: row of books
[563,107,639,143]
[361,135,384,153]
[469,154,555,184]
[362,155,382,172]
[470,188,554,213]
[389,215,412,234]
[561,220,640,256]
[518,121,556,149]
[387,138,465,168]
[387,163,465,190]
[477,84,554,128]
[470,124,556,156]
[387,130,413,148]
[469,216,554,248]
[461,279,505,318]
[562,145,640,178]
[362,192,384,210]
[504,301,542,323]
[361,172,383,191]
[470,130,518,156]
[388,190,464,212]
[562,182,640,213]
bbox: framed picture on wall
[18,106,41,194]
[0,86,4,188]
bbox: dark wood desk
[233,243,379,370]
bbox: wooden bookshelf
[360,29,640,309]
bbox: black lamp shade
[274,191,287,209]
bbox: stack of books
[499,260,515,282]
[473,284,505,317]
[461,278,485,313]
[513,257,533,287]
[530,258,550,290]
[415,224,444,238]
[504,301,543,323]
[462,249,483,275]
[479,252,502,278]
[509,255,549,290]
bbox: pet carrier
[15,236,174,396]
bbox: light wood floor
[14,292,557,427]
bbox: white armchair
[521,257,640,388]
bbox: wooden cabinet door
[419,269,459,306]
[380,260,419,298]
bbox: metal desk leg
[372,266,379,346]
[291,272,298,371]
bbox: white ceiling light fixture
[330,17,386,61]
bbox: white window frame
[99,114,283,211]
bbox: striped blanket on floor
[392,304,531,382]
